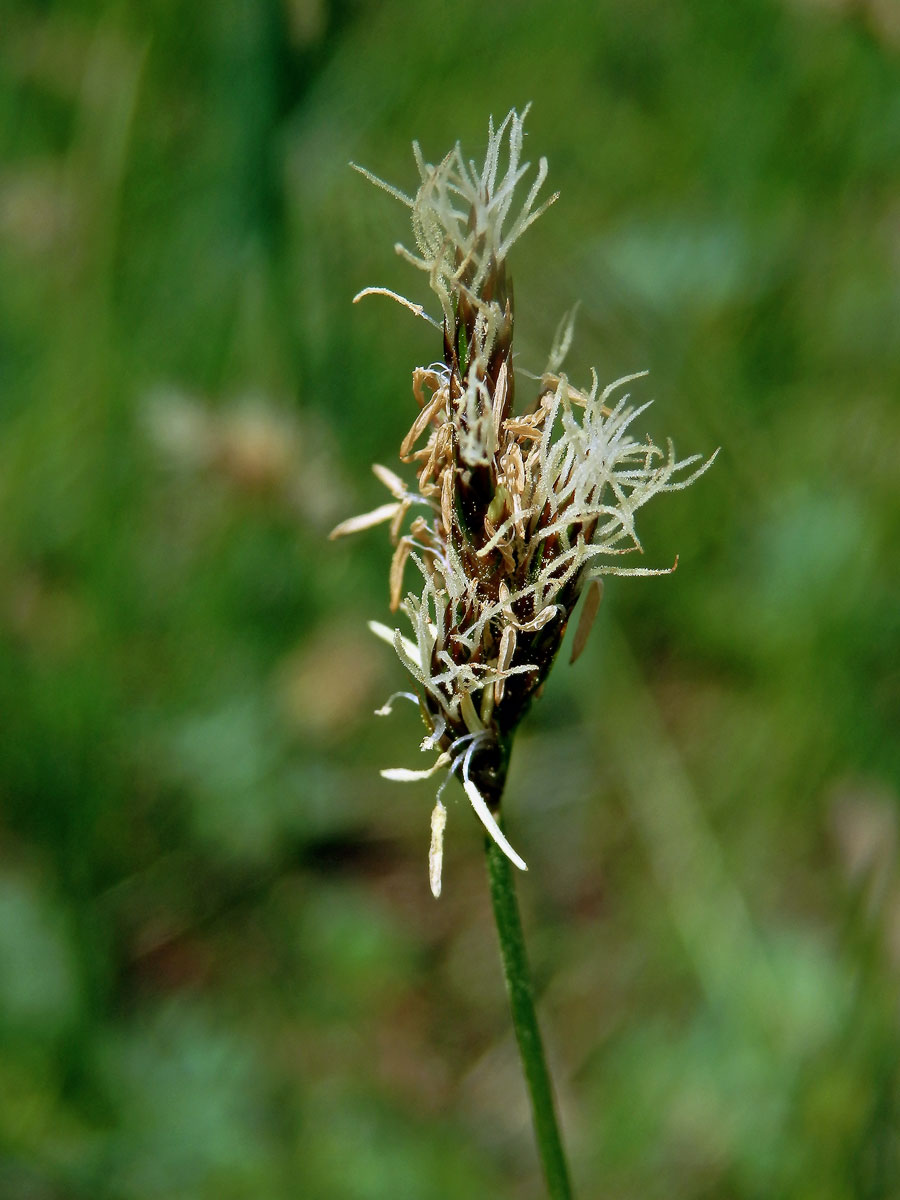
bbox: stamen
[440,465,455,534]
[492,360,509,441]
[429,800,447,897]
[401,389,448,460]
[381,751,451,782]
[368,621,421,667]
[460,741,527,872]
[389,539,412,611]
[494,625,516,704]
[372,462,409,498]
[569,579,603,665]
[330,502,402,539]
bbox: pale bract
[334,107,715,896]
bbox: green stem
[485,837,574,1199]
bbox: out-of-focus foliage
[0,0,898,1196]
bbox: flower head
[333,108,715,896]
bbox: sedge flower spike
[332,107,716,897]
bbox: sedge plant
[331,106,715,1198]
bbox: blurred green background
[1,0,899,1196]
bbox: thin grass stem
[485,834,574,1199]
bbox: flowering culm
[331,107,715,896]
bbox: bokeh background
[1,0,899,1196]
